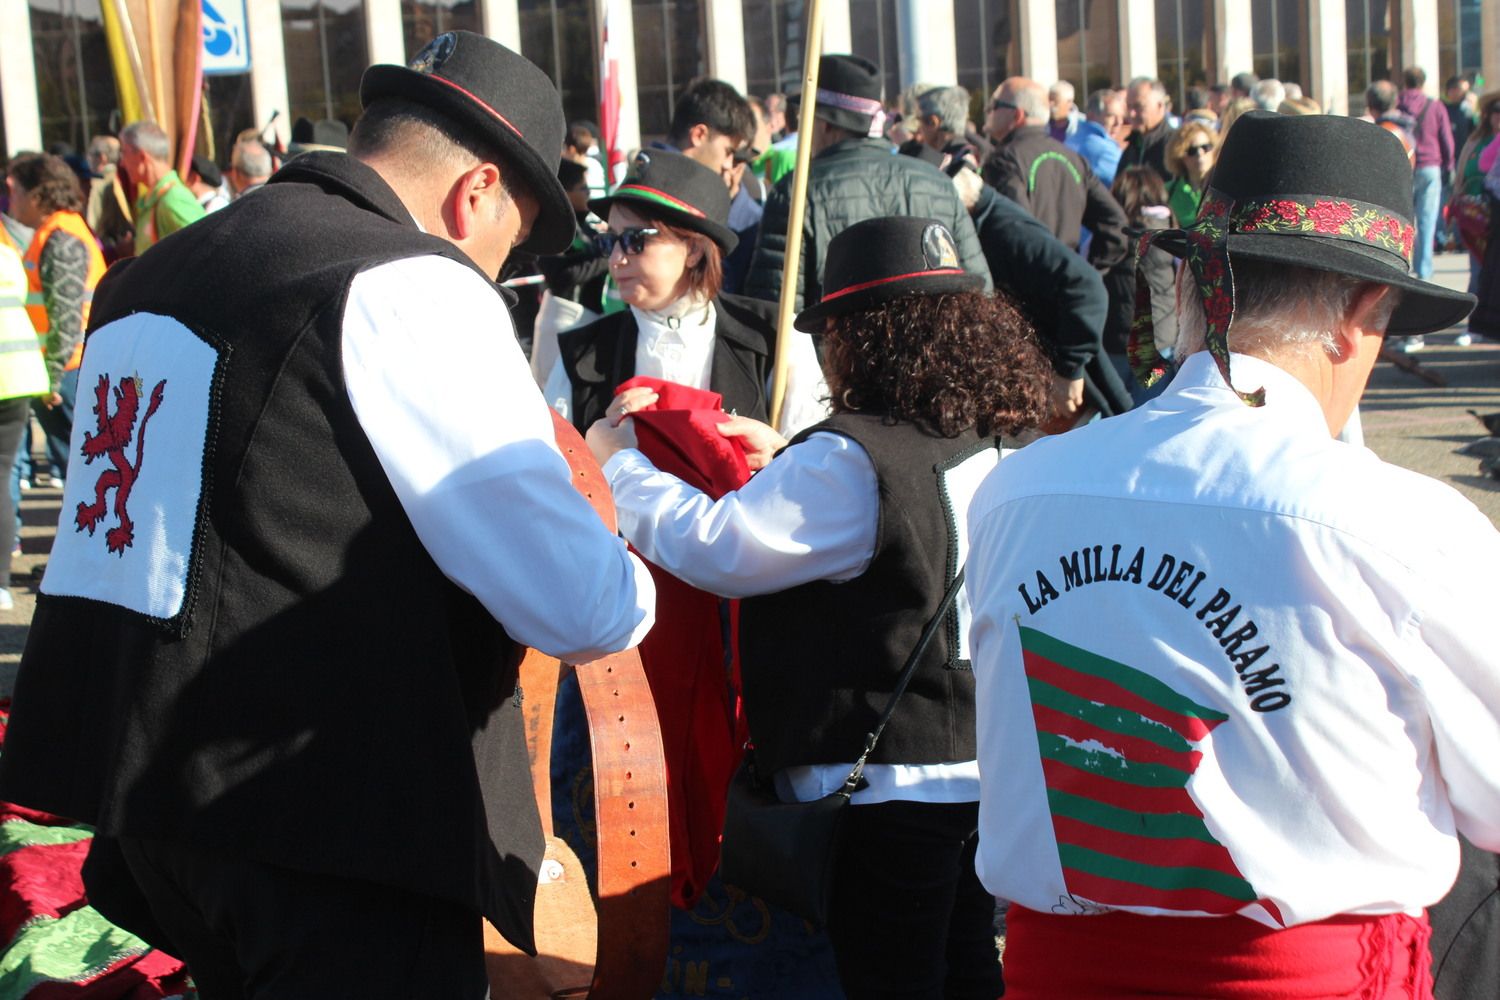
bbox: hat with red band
[589,149,738,254]
[794,216,984,332]
[359,31,573,254]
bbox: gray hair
[1175,260,1403,360]
[1049,80,1075,104]
[87,135,120,167]
[120,121,171,162]
[1282,82,1304,101]
[1008,78,1049,120]
[1252,78,1286,112]
[1128,77,1168,103]
[232,140,272,179]
[917,85,973,136]
[1084,88,1118,118]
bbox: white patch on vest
[939,446,1000,662]
[41,312,220,623]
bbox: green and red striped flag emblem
[1020,626,1272,918]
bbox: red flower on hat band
[1127,190,1415,408]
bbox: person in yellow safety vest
[5,153,108,488]
[0,242,52,609]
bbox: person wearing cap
[546,148,826,438]
[186,155,230,213]
[119,120,206,255]
[587,216,1051,998]
[745,54,990,310]
[0,30,655,997]
[966,112,1498,997]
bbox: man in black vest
[0,31,655,999]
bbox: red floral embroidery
[1204,289,1233,326]
[1307,200,1354,234]
[1272,200,1302,223]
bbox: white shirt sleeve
[542,354,573,424]
[342,255,655,664]
[773,330,831,437]
[602,430,878,598]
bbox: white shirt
[342,255,655,665]
[967,351,1500,928]
[544,299,829,438]
[605,432,998,805]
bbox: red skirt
[1003,904,1433,999]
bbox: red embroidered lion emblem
[75,373,167,555]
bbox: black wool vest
[556,292,778,431]
[0,154,544,951]
[738,413,997,775]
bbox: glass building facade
[28,0,117,153]
[281,0,370,126]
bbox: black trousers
[0,395,30,586]
[826,800,1004,1000]
[84,836,489,1000]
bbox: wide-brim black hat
[788,55,884,135]
[360,31,572,254]
[795,217,983,331]
[1154,111,1474,336]
[589,149,737,254]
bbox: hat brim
[588,192,739,256]
[360,65,574,255]
[794,272,984,332]
[1154,231,1476,336]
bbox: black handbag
[719,565,967,927]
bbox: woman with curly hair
[588,216,1051,999]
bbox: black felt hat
[360,30,572,254]
[1155,111,1474,336]
[288,117,349,155]
[795,217,983,331]
[788,55,885,135]
[589,149,738,254]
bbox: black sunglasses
[1185,143,1214,156]
[991,98,1018,112]
[593,226,660,257]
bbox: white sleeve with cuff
[342,255,655,664]
[602,431,878,598]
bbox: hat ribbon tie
[1128,190,1417,408]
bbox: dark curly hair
[6,153,84,214]
[823,290,1051,437]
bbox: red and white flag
[599,3,626,187]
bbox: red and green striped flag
[1020,626,1277,921]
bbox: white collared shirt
[967,351,1500,927]
[342,255,655,664]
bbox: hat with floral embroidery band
[1130,111,1475,406]
[794,217,984,332]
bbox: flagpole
[768,0,827,432]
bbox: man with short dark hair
[746,54,988,309]
[1398,65,1455,282]
[1229,71,1258,99]
[662,78,756,184]
[0,31,654,997]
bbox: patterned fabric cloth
[0,704,191,998]
[36,230,90,392]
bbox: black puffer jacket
[745,137,991,309]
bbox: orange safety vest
[23,210,106,371]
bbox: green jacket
[745,137,991,309]
[134,171,206,253]
[1166,177,1204,227]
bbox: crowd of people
[0,27,1496,1000]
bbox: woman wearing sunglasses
[586,216,1052,998]
[545,149,825,439]
[1163,124,1219,225]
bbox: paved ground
[0,253,1494,697]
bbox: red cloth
[616,376,751,909]
[1004,904,1433,999]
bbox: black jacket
[1122,119,1174,182]
[983,125,1130,269]
[1102,210,1178,358]
[746,136,991,309]
[556,292,779,431]
[0,153,545,952]
[970,184,1105,381]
